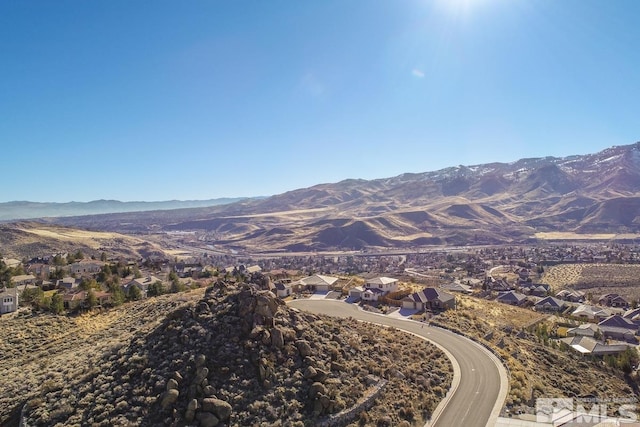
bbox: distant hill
[0,221,168,260]
[0,198,253,221]
[43,142,640,252]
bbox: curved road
[289,300,508,427]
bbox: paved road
[289,300,507,427]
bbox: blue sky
[1,0,638,203]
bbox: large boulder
[202,398,232,420]
[271,327,285,348]
[185,399,198,422]
[161,389,179,409]
[196,412,220,427]
[296,340,312,357]
[309,382,327,399]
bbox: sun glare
[435,0,489,18]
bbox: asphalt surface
[288,300,507,427]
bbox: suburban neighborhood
[2,241,640,426]
[2,243,640,362]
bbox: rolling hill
[37,142,640,252]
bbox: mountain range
[0,198,252,222]
[35,142,640,251]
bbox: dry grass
[540,264,584,289]
[454,295,546,329]
[0,289,205,425]
[0,222,167,260]
[16,224,163,253]
[541,263,640,301]
[431,294,637,415]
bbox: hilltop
[9,281,452,427]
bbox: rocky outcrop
[22,277,453,426]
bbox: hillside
[0,222,167,260]
[41,142,640,252]
[12,282,452,427]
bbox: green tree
[168,271,184,293]
[148,281,165,297]
[108,283,125,306]
[80,278,98,291]
[50,293,64,314]
[21,287,44,306]
[100,252,108,262]
[86,288,98,309]
[97,264,112,283]
[127,284,142,301]
[170,280,186,293]
[49,268,65,281]
[133,264,142,279]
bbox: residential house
[1,258,21,269]
[348,286,364,301]
[14,283,39,294]
[570,304,612,322]
[555,289,585,303]
[623,308,640,324]
[93,291,112,306]
[519,282,550,297]
[63,291,87,311]
[441,282,473,294]
[295,275,339,293]
[245,265,262,274]
[496,291,527,306]
[179,266,203,278]
[361,277,399,302]
[39,280,55,291]
[599,293,629,309]
[122,276,161,299]
[27,263,53,278]
[267,269,298,281]
[534,296,566,312]
[516,268,531,280]
[0,287,18,314]
[57,277,81,290]
[362,287,386,302]
[10,274,36,287]
[364,277,399,293]
[274,282,292,298]
[221,264,261,278]
[486,278,513,292]
[402,288,456,311]
[559,335,631,356]
[598,315,639,343]
[566,323,600,338]
[68,261,104,276]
